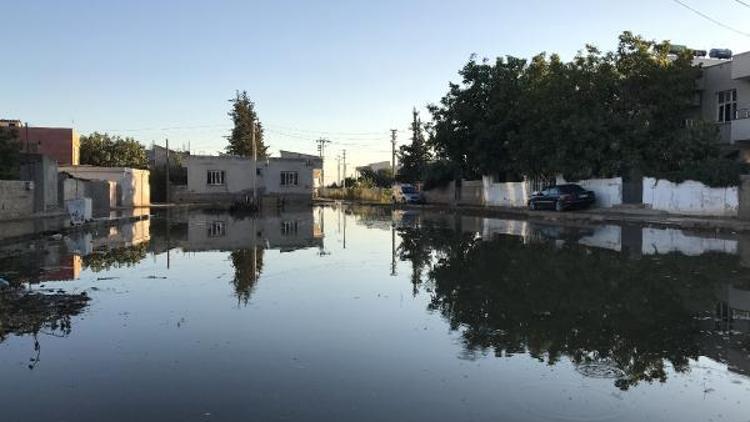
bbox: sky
[2,0,750,184]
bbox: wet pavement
[0,205,749,421]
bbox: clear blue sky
[2,0,749,182]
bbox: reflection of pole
[166,208,171,269]
[252,120,257,204]
[390,224,396,276]
[252,216,257,279]
[165,138,170,204]
[343,207,347,249]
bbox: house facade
[182,153,321,203]
[696,51,750,160]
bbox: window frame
[280,171,299,187]
[717,89,738,123]
[206,169,226,186]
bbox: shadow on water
[394,212,750,390]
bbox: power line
[669,0,750,37]
[734,0,750,9]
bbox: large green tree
[226,91,268,158]
[0,127,20,179]
[79,132,148,169]
[428,32,732,186]
[398,108,432,183]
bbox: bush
[423,161,456,191]
[649,158,748,188]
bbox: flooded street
[1,205,749,421]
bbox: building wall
[19,154,59,212]
[58,166,150,207]
[184,155,315,201]
[19,127,79,165]
[59,175,117,215]
[483,177,530,208]
[0,181,35,219]
[700,61,750,144]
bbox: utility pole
[390,129,398,175]
[252,119,257,204]
[165,139,170,204]
[315,138,331,186]
[342,149,347,189]
[336,154,341,187]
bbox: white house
[181,152,321,203]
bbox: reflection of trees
[230,248,264,305]
[398,222,750,390]
[83,243,149,272]
[0,288,90,369]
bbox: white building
[181,152,321,203]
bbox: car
[528,184,595,211]
[392,184,425,204]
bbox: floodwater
[1,205,749,422]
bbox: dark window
[207,170,225,185]
[718,89,737,123]
[207,221,226,237]
[280,171,298,186]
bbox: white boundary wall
[482,176,530,208]
[556,176,623,208]
[642,177,738,217]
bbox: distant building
[356,161,392,177]
[181,152,320,203]
[148,144,189,168]
[1,120,80,165]
[694,50,750,159]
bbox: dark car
[528,184,595,211]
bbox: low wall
[459,180,484,205]
[643,177,738,217]
[483,177,529,208]
[319,187,391,203]
[423,184,454,204]
[0,181,35,219]
[557,176,623,208]
[423,180,483,205]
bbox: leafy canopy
[79,132,148,169]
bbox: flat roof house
[696,51,750,160]
[182,152,320,203]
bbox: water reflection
[392,211,750,389]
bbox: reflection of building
[183,209,323,252]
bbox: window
[281,220,298,236]
[718,89,737,123]
[207,221,226,237]
[280,171,298,186]
[207,170,225,185]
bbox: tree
[226,90,268,158]
[79,132,148,169]
[358,167,394,188]
[0,127,20,179]
[398,108,432,183]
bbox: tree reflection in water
[0,288,90,369]
[230,248,264,306]
[397,219,750,390]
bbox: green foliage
[422,160,457,190]
[358,167,394,188]
[230,248,264,305]
[427,32,733,184]
[80,132,148,169]
[226,90,269,158]
[0,127,20,179]
[82,244,148,272]
[398,108,432,183]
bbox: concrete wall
[483,177,530,208]
[0,181,34,219]
[699,60,750,145]
[186,156,257,197]
[643,177,738,216]
[59,174,117,215]
[58,166,150,207]
[264,158,316,196]
[423,183,455,204]
[19,154,59,212]
[556,176,623,208]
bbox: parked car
[392,184,425,204]
[528,184,595,211]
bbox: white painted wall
[642,177,738,216]
[556,176,623,208]
[482,176,530,208]
[59,166,150,207]
[186,156,256,195]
